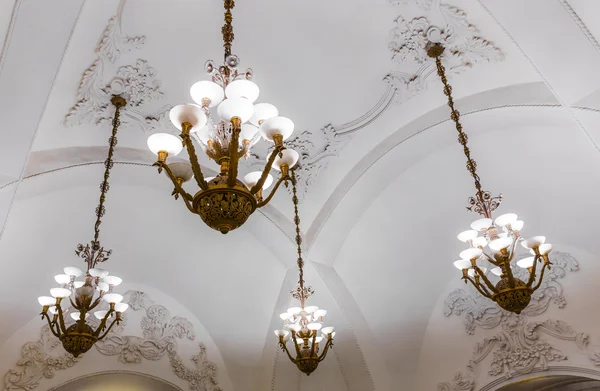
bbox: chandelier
[37,96,128,357]
[147,0,298,234]
[428,44,552,314]
[274,171,335,375]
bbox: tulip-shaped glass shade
[225,80,260,103]
[243,172,274,190]
[269,149,299,171]
[147,133,183,156]
[250,103,278,126]
[259,116,294,142]
[217,98,254,123]
[169,104,207,131]
[190,81,224,107]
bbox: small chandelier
[147,0,298,234]
[428,44,552,314]
[274,171,335,375]
[37,96,128,357]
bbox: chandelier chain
[291,170,304,290]
[222,0,235,59]
[93,96,125,246]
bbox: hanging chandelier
[274,171,335,375]
[37,96,128,357]
[427,44,552,314]
[147,0,298,234]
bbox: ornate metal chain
[427,43,501,218]
[222,0,235,59]
[290,170,313,305]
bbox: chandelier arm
[156,162,197,214]
[256,175,287,208]
[222,0,235,59]
[249,145,285,194]
[41,312,62,338]
[500,254,518,289]
[95,316,119,340]
[428,45,489,216]
[531,261,550,292]
[473,266,498,293]
[318,338,333,362]
[291,331,303,358]
[180,123,209,190]
[278,338,297,364]
[476,277,494,297]
[525,254,541,287]
[227,118,241,187]
[55,302,69,334]
[309,331,317,358]
[482,251,500,267]
[464,276,493,298]
[87,296,103,312]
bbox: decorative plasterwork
[65,12,169,132]
[3,291,221,391]
[438,318,600,391]
[444,251,579,335]
[385,0,504,102]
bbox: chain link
[291,170,304,290]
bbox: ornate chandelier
[428,44,552,314]
[37,96,128,357]
[147,0,298,234]
[274,171,335,375]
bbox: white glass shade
[279,312,291,321]
[259,116,294,142]
[63,266,83,278]
[488,237,513,252]
[270,149,299,170]
[115,303,129,313]
[243,172,274,191]
[94,310,108,320]
[307,323,322,331]
[169,104,207,131]
[250,103,278,126]
[168,162,194,183]
[470,218,493,231]
[303,306,318,314]
[517,256,535,269]
[38,296,55,306]
[510,220,524,232]
[190,80,224,107]
[315,309,327,318]
[147,133,183,156]
[54,274,70,285]
[472,236,488,248]
[314,336,323,344]
[453,260,471,270]
[49,306,59,315]
[225,79,259,103]
[457,230,478,243]
[274,329,290,338]
[103,293,123,304]
[97,282,109,292]
[321,326,335,335]
[521,236,546,249]
[50,288,71,298]
[70,312,89,321]
[468,268,487,277]
[491,267,503,276]
[217,97,254,123]
[494,213,517,228]
[285,324,301,332]
[538,243,552,255]
[239,124,259,145]
[89,268,109,278]
[74,281,85,288]
[104,276,122,286]
[459,248,482,261]
[287,307,302,315]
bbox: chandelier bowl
[296,358,320,376]
[60,323,97,357]
[492,278,532,314]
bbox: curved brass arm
[482,251,500,267]
[154,162,197,214]
[464,276,493,298]
[318,338,334,362]
[309,331,318,358]
[56,304,68,335]
[250,145,285,194]
[96,316,120,340]
[531,261,550,292]
[278,337,297,364]
[227,119,241,187]
[291,331,303,358]
[526,254,541,287]
[474,266,497,293]
[41,312,62,338]
[477,279,493,297]
[180,123,209,190]
[256,175,289,208]
[93,308,115,337]
[88,296,103,312]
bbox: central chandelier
[274,171,335,375]
[147,0,298,234]
[428,44,552,314]
[37,96,128,357]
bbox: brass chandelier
[147,0,298,234]
[274,171,335,375]
[428,44,552,314]
[37,96,128,357]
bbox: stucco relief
[386,0,504,102]
[3,291,221,391]
[443,251,579,335]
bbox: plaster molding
[386,0,504,103]
[3,291,222,391]
[64,12,169,132]
[438,318,600,391]
[559,0,600,54]
[444,251,579,335]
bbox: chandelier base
[296,358,320,376]
[59,323,98,357]
[491,279,532,314]
[193,177,257,234]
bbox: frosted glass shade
[89,268,109,278]
[321,326,335,335]
[287,307,302,315]
[217,98,254,123]
[274,329,290,338]
[468,268,487,277]
[64,266,83,278]
[115,303,129,313]
[489,237,513,252]
[54,274,70,285]
[494,213,517,228]
[38,296,55,306]
[457,230,478,243]
[304,306,318,314]
[70,312,89,321]
[103,293,123,304]
[168,162,194,183]
[517,256,535,269]
[453,259,471,270]
[147,133,183,156]
[472,236,488,248]
[491,267,503,276]
[521,236,546,249]
[459,248,482,261]
[269,149,299,170]
[225,80,259,103]
[49,307,58,315]
[315,309,327,318]
[470,218,493,231]
[190,80,224,107]
[169,104,207,131]
[96,282,109,292]
[94,310,108,320]
[74,281,85,288]
[285,324,301,332]
[243,172,273,190]
[250,103,278,126]
[510,220,524,231]
[103,276,122,286]
[279,312,291,321]
[259,116,294,142]
[538,243,552,255]
[308,323,322,331]
[239,124,259,145]
[50,288,71,298]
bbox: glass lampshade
[470,218,493,232]
[169,104,207,131]
[217,97,254,123]
[249,103,278,126]
[63,266,83,278]
[225,79,260,103]
[243,172,274,190]
[521,236,546,249]
[190,80,224,107]
[269,149,299,171]
[259,116,294,142]
[147,133,183,156]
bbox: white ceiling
[1,0,600,390]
